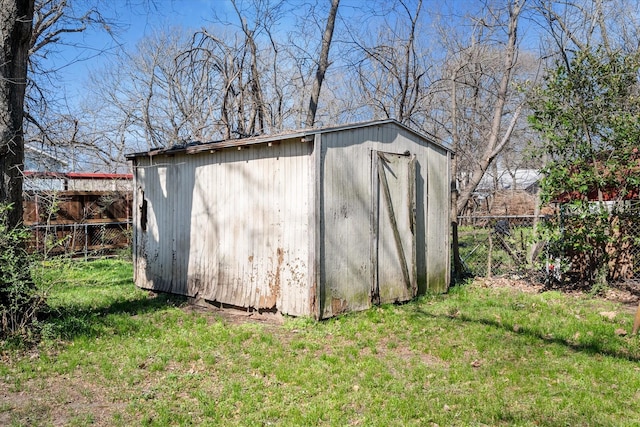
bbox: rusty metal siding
[319,129,375,318]
[131,120,450,320]
[133,140,313,316]
[134,155,194,297]
[319,122,450,318]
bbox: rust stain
[258,293,277,308]
[309,281,317,316]
[273,248,284,293]
[331,297,348,315]
[262,248,284,309]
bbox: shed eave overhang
[125,119,452,160]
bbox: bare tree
[24,0,114,156]
[432,0,529,278]
[86,28,242,152]
[453,2,525,215]
[345,0,433,128]
[305,0,340,127]
[434,1,528,219]
[230,0,269,135]
[87,21,292,154]
[534,0,640,65]
[84,0,347,154]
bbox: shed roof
[126,119,451,160]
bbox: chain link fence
[457,215,544,279]
[457,211,640,290]
[550,201,640,289]
[28,221,132,258]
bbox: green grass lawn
[2,259,640,426]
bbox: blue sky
[41,0,497,108]
[45,0,238,102]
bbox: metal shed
[127,119,452,319]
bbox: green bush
[529,48,640,289]
[0,204,45,340]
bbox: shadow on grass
[411,307,640,362]
[42,292,189,341]
[104,292,188,316]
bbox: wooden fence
[23,190,133,257]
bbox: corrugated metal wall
[424,141,452,293]
[131,121,450,319]
[319,122,450,318]
[133,140,313,316]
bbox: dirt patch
[371,336,449,369]
[185,277,640,325]
[603,287,640,304]
[0,373,127,427]
[473,276,545,294]
[183,300,286,326]
[473,276,640,315]
[602,288,639,315]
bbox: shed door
[372,151,417,304]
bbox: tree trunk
[0,0,34,229]
[397,0,422,123]
[306,0,340,128]
[450,71,464,280]
[455,1,523,216]
[244,20,266,136]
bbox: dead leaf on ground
[599,311,617,321]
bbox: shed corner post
[446,149,453,291]
[310,132,323,320]
[131,160,140,284]
[369,148,380,306]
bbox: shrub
[529,48,640,290]
[0,204,45,340]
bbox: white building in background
[475,168,542,194]
[24,145,132,192]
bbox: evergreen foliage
[529,49,640,287]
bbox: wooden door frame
[370,150,417,304]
